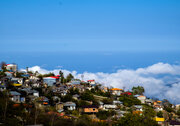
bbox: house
[82,105,99,113]
[154,117,165,126]
[56,102,64,113]
[11,78,23,84]
[169,120,180,126]
[0,84,6,91]
[145,99,153,105]
[60,90,67,96]
[154,105,163,112]
[21,88,39,97]
[99,101,104,109]
[9,91,21,102]
[63,102,76,110]
[73,94,80,100]
[133,105,143,111]
[5,72,13,78]
[154,101,162,106]
[100,86,108,93]
[87,80,96,85]
[121,92,132,96]
[43,76,59,86]
[176,104,180,110]
[115,110,127,118]
[113,100,123,105]
[110,88,123,96]
[5,64,17,72]
[103,104,117,110]
[70,80,81,85]
[37,96,49,106]
[11,78,23,87]
[20,97,26,103]
[137,95,146,104]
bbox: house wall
[83,108,98,113]
[12,96,20,102]
[43,78,56,86]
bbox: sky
[1,0,180,103]
[0,0,180,52]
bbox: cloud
[20,62,180,104]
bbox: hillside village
[1,62,180,126]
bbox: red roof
[87,80,95,82]
[121,92,132,95]
[44,76,59,79]
[50,76,59,79]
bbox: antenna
[81,74,84,81]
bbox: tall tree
[132,86,145,95]
[66,73,74,82]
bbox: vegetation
[157,111,163,117]
[96,110,116,120]
[119,95,141,107]
[115,113,159,126]
[132,86,145,95]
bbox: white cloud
[20,62,180,104]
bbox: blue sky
[2,0,180,103]
[1,0,180,53]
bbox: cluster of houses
[1,63,180,126]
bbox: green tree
[132,86,145,95]
[69,87,80,95]
[66,73,74,82]
[80,91,94,101]
[0,61,7,72]
[157,111,163,117]
[97,110,116,120]
[115,112,158,126]
[59,71,65,83]
[119,95,141,107]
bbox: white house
[137,95,146,104]
[5,64,17,72]
[87,80,96,85]
[10,91,21,102]
[103,104,117,110]
[63,102,76,110]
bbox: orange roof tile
[110,88,123,91]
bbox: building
[169,120,180,126]
[87,80,96,85]
[154,117,165,126]
[63,102,76,110]
[82,105,99,113]
[5,64,17,72]
[110,88,123,96]
[43,76,59,86]
[56,102,64,113]
[11,78,23,84]
[9,91,21,102]
[137,95,146,104]
[103,104,117,110]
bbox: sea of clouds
[21,62,180,104]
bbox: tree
[132,86,145,95]
[162,99,174,113]
[116,112,158,126]
[66,73,74,82]
[97,110,116,120]
[119,95,141,107]
[157,111,163,117]
[0,61,6,72]
[80,91,94,101]
[69,87,80,95]
[59,71,64,83]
